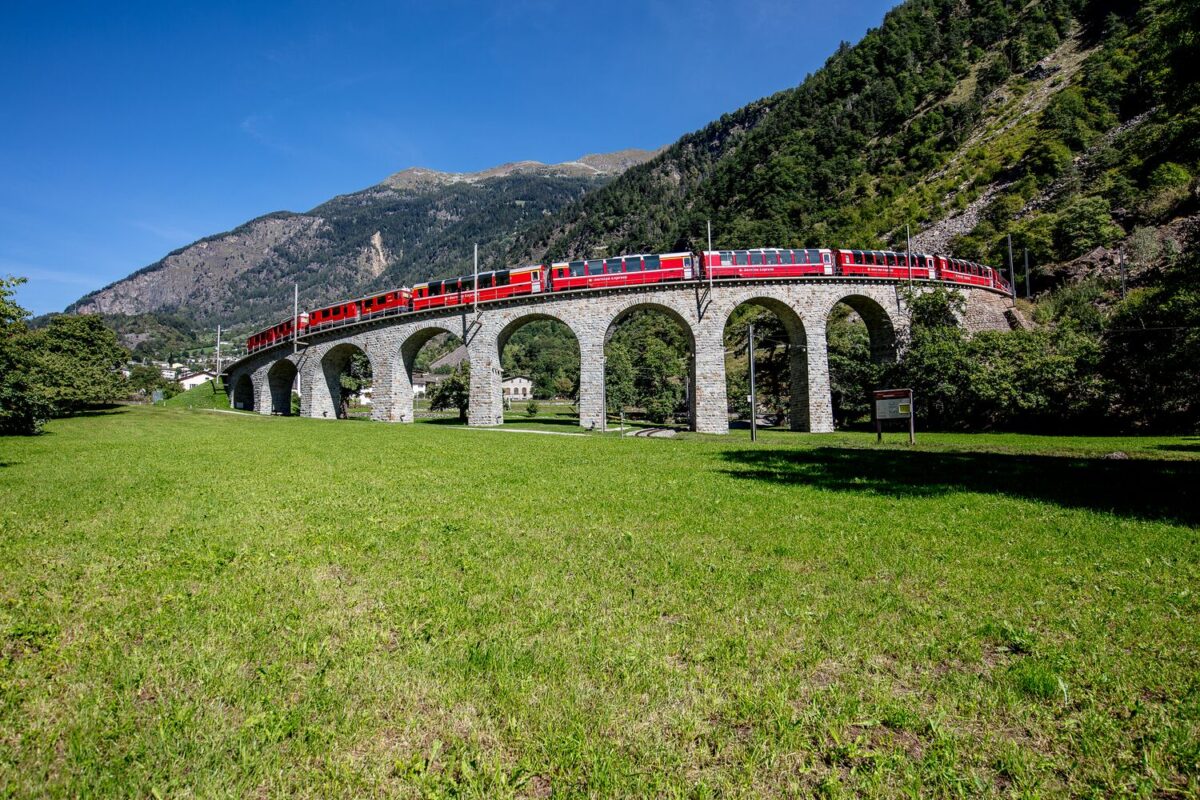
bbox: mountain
[67,150,661,330]
[507,0,1197,291]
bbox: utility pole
[473,243,479,314]
[1024,248,1030,299]
[707,219,714,293]
[748,321,757,443]
[215,325,222,376]
[1006,234,1016,302]
[906,223,913,289]
[292,283,299,353]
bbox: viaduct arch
[223,279,1013,434]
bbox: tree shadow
[504,415,582,428]
[1155,443,1200,454]
[718,447,1200,526]
[63,406,131,418]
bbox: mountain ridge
[68,148,661,328]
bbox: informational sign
[872,388,915,444]
[874,388,913,420]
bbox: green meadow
[0,407,1197,797]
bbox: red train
[245,246,1012,353]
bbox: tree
[604,341,637,415]
[0,277,52,435]
[22,314,127,414]
[429,363,470,422]
[1053,196,1123,259]
[337,351,373,417]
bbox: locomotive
[246,247,1010,353]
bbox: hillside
[67,151,660,331]
[510,0,1197,288]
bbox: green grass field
[1,408,1197,797]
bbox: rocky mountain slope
[68,150,660,330]
[508,0,1196,296]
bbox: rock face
[75,215,323,316]
[68,149,661,329]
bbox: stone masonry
[224,279,1013,434]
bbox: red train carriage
[247,313,309,354]
[835,249,936,280]
[700,248,833,279]
[546,251,693,292]
[411,265,545,312]
[307,301,360,331]
[937,257,994,288]
[361,288,412,318]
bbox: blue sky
[1,0,898,316]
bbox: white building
[502,375,533,400]
[178,371,217,391]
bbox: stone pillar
[367,345,400,423]
[789,341,809,431]
[299,353,338,419]
[578,338,606,431]
[467,337,503,426]
[692,327,729,434]
[805,326,835,433]
[253,370,272,415]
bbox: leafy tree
[338,352,373,416]
[0,277,52,435]
[429,363,470,422]
[23,314,127,414]
[604,341,636,415]
[1102,254,1200,431]
[1053,196,1123,259]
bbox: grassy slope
[162,379,231,410]
[0,408,1197,797]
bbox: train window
[750,252,763,265]
[644,255,660,270]
[606,258,623,273]
[734,251,748,265]
[624,257,641,271]
[586,260,603,275]
[719,251,733,266]
[496,271,510,285]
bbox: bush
[1053,195,1123,259]
[525,399,539,417]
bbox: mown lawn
[0,407,1197,797]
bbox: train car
[247,312,309,353]
[700,248,833,279]
[938,257,993,288]
[547,252,693,292]
[835,249,935,280]
[411,265,545,312]
[361,288,412,318]
[307,301,361,331]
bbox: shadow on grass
[64,405,131,418]
[718,447,1200,526]
[1155,443,1200,454]
[504,416,582,428]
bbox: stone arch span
[232,372,255,411]
[266,358,298,415]
[602,301,700,430]
[387,323,466,424]
[824,293,900,365]
[721,296,811,431]
[310,342,374,419]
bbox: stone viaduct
[222,279,1013,434]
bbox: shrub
[525,399,539,417]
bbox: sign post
[873,388,914,445]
